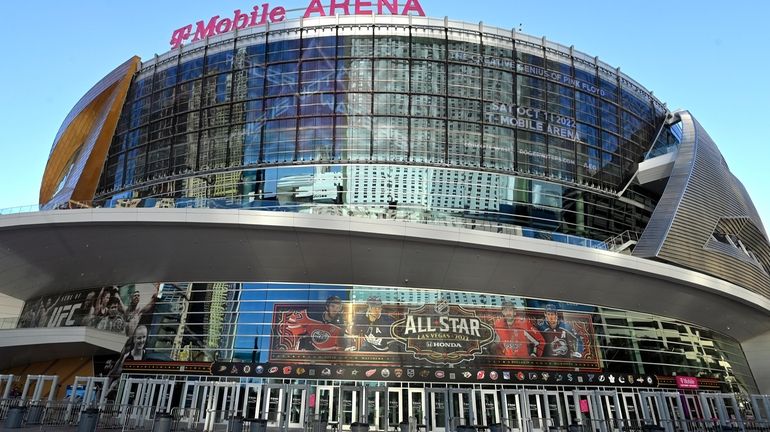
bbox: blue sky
[0,0,767,229]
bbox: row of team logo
[214,363,657,387]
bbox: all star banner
[268,297,600,371]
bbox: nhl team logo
[311,329,331,344]
[550,337,569,356]
[391,302,495,365]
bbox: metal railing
[34,400,82,430]
[0,198,612,251]
[601,229,641,252]
[0,399,182,431]
[170,406,202,431]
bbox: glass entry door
[120,378,175,414]
[618,393,643,431]
[475,389,500,427]
[699,393,743,430]
[682,394,703,421]
[451,389,474,428]
[427,389,449,432]
[242,383,262,420]
[501,390,526,432]
[364,386,389,432]
[427,388,474,432]
[751,395,770,424]
[119,378,175,427]
[640,391,688,432]
[389,388,403,426]
[408,388,427,426]
[573,390,622,432]
[286,385,308,430]
[340,386,364,428]
[180,381,241,431]
[262,384,308,431]
[523,390,567,432]
[263,385,286,428]
[314,385,339,426]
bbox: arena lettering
[304,0,425,17]
[170,0,427,48]
[170,4,286,48]
[485,102,578,140]
[517,64,607,97]
[449,51,515,71]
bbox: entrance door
[699,393,743,430]
[426,388,474,432]
[205,382,240,429]
[640,391,688,432]
[524,390,566,432]
[427,389,449,432]
[618,393,643,430]
[476,390,500,427]
[315,385,339,426]
[340,386,364,428]
[389,388,403,426]
[286,385,309,430]
[501,390,526,432]
[573,390,623,432]
[180,381,241,431]
[242,383,262,420]
[451,389,474,428]
[0,374,14,399]
[664,393,689,432]
[70,376,109,409]
[682,394,704,422]
[120,378,175,425]
[408,388,427,426]
[751,395,770,427]
[261,384,309,431]
[364,386,389,432]
[263,384,286,428]
[66,376,109,423]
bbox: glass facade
[97,22,669,244]
[17,282,756,394]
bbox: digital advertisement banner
[269,296,600,371]
[19,283,161,398]
[18,283,159,337]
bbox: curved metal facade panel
[633,111,770,296]
[1,208,769,343]
[39,56,140,208]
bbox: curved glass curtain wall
[97,23,666,242]
[17,282,757,393]
[164,283,757,394]
[98,165,651,243]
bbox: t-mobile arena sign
[170,0,427,48]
